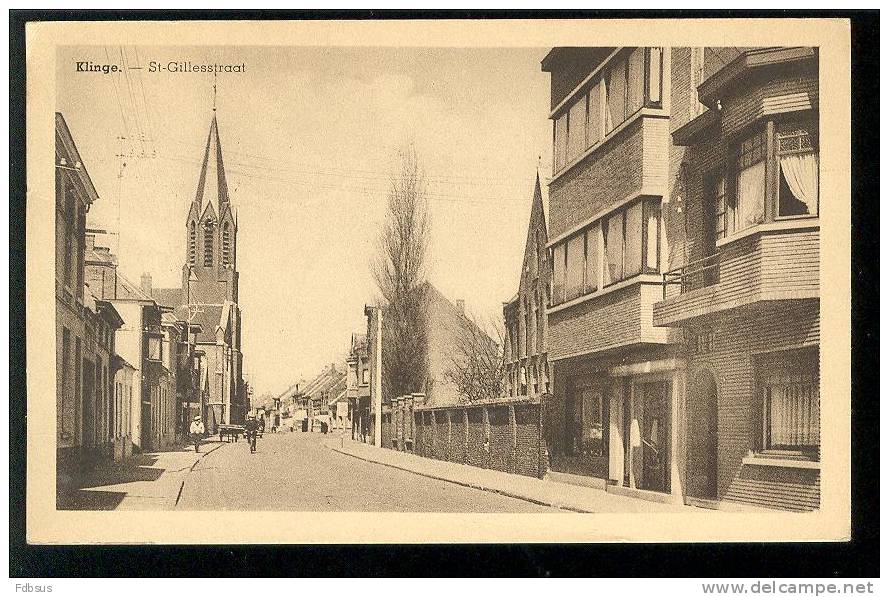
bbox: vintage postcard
[25,18,851,544]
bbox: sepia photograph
[18,16,859,551]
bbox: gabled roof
[152,287,183,310]
[504,171,548,304]
[113,271,155,302]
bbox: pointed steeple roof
[193,115,230,218]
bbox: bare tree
[371,146,430,401]
[445,310,505,403]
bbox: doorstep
[606,483,683,505]
[545,470,607,490]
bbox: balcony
[653,222,819,327]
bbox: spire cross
[212,70,217,112]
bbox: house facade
[84,236,171,452]
[346,332,372,442]
[541,47,684,500]
[653,47,821,510]
[503,173,551,401]
[55,112,129,481]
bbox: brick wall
[396,398,545,478]
[549,119,646,238]
[683,299,820,507]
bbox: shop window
[758,348,820,454]
[777,124,819,218]
[568,386,604,457]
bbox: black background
[9,9,879,578]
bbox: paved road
[176,431,561,512]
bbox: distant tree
[445,310,504,403]
[371,146,430,402]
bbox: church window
[222,222,231,266]
[188,221,196,266]
[203,219,215,267]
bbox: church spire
[193,114,230,218]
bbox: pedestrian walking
[189,415,205,453]
[245,414,259,453]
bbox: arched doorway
[688,369,718,498]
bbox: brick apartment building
[503,173,551,401]
[541,47,682,501]
[653,47,820,510]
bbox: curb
[173,441,226,507]
[327,441,591,513]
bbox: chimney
[86,233,96,254]
[456,299,465,317]
[140,272,153,297]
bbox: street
[175,432,560,512]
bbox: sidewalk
[326,437,696,513]
[57,440,225,510]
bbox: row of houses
[260,364,347,433]
[338,46,821,512]
[55,110,248,492]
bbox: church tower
[182,114,239,306]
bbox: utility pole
[373,308,383,448]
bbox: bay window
[552,48,664,174]
[711,118,818,242]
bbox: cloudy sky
[57,45,552,397]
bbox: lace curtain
[779,152,819,215]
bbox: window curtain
[585,223,600,293]
[605,214,624,285]
[566,234,585,300]
[767,384,820,447]
[736,160,766,230]
[587,81,601,147]
[567,97,587,162]
[779,153,819,215]
[624,202,643,276]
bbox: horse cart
[218,424,246,442]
